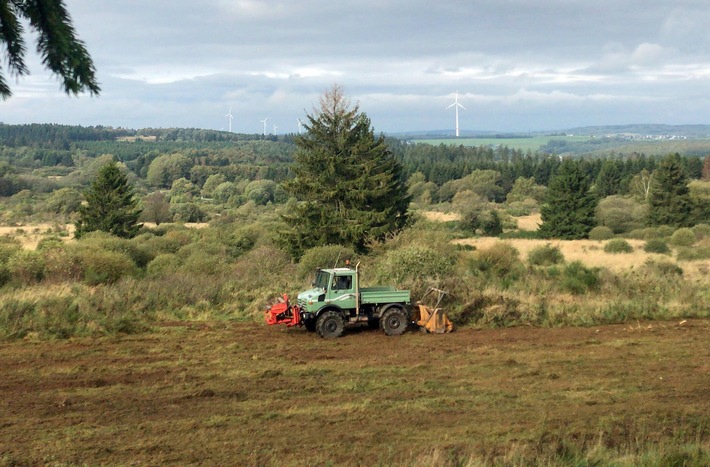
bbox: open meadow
[1,320,708,466]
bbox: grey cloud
[2,0,710,133]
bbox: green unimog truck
[265,264,411,338]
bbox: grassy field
[1,320,707,465]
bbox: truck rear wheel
[316,311,345,339]
[380,307,408,336]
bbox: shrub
[692,223,710,240]
[79,231,153,268]
[179,250,228,277]
[147,253,182,277]
[675,238,710,261]
[0,238,22,263]
[604,239,634,254]
[36,236,65,252]
[375,244,457,286]
[505,199,537,217]
[79,249,139,285]
[299,245,357,279]
[42,245,84,282]
[588,226,613,241]
[528,244,564,266]
[7,250,45,284]
[643,259,683,277]
[225,226,259,259]
[561,261,600,294]
[170,203,207,223]
[468,242,522,279]
[670,228,696,247]
[142,229,194,254]
[595,195,647,234]
[480,210,503,236]
[0,263,9,287]
[643,238,670,255]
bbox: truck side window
[334,275,352,290]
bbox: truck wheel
[316,311,345,339]
[380,307,408,336]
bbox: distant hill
[560,124,710,138]
[390,124,710,140]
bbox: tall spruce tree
[595,159,622,197]
[539,159,597,239]
[647,153,693,227]
[75,162,142,238]
[280,85,409,257]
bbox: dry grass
[515,213,541,231]
[0,224,74,249]
[115,135,157,142]
[455,237,710,281]
[421,210,461,222]
[0,222,209,250]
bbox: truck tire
[316,311,345,339]
[380,306,408,336]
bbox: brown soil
[1,320,708,465]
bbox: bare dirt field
[1,320,708,465]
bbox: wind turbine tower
[260,116,268,136]
[447,92,466,138]
[224,107,234,133]
[297,118,304,134]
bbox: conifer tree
[647,153,693,227]
[0,0,100,99]
[595,159,622,197]
[75,162,142,238]
[539,159,597,239]
[280,85,409,257]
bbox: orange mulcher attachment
[412,303,453,333]
[412,287,453,334]
[265,294,301,327]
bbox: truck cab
[298,268,357,315]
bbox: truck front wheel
[316,311,345,339]
[380,307,408,336]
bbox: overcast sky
[2,0,710,134]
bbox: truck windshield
[313,270,329,290]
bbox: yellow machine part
[413,304,453,334]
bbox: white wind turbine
[447,91,466,138]
[224,107,234,133]
[260,116,268,136]
[273,124,278,134]
[297,118,304,134]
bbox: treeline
[0,123,707,213]
[0,123,284,150]
[393,140,703,200]
[0,124,133,148]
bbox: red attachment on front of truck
[265,294,301,327]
